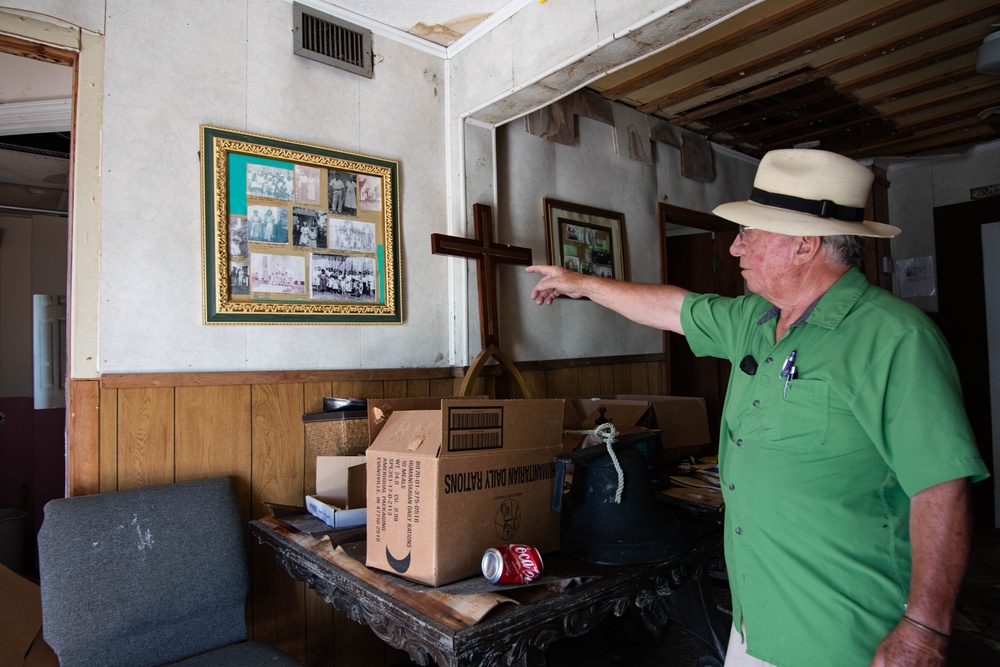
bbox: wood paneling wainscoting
[65,354,663,667]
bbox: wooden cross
[431,204,533,397]
[431,204,532,350]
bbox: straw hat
[713,149,901,238]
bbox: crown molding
[0,99,71,136]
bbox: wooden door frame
[657,202,741,445]
[658,204,730,393]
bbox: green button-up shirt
[680,268,988,667]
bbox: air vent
[293,3,373,79]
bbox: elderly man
[527,149,988,667]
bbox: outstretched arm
[870,477,972,666]
[526,264,690,335]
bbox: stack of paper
[662,460,723,512]
[660,486,724,511]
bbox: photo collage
[227,159,385,304]
[558,218,615,278]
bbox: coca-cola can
[481,544,544,584]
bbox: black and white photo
[229,261,249,296]
[250,253,305,295]
[246,163,293,200]
[328,170,358,216]
[294,164,321,206]
[328,217,375,254]
[247,205,289,244]
[228,215,248,258]
[310,254,378,303]
[292,207,327,249]
[357,174,382,212]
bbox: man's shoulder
[850,281,943,344]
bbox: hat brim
[713,200,900,238]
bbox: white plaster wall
[659,143,758,214]
[1,0,104,33]
[98,0,449,372]
[887,140,1000,312]
[498,116,756,363]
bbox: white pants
[724,623,777,667]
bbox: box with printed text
[365,398,565,587]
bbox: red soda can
[482,544,544,584]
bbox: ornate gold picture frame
[201,125,401,324]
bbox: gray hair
[822,234,864,267]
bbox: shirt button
[752,400,760,407]
[736,439,743,446]
[765,358,773,364]
[735,527,743,535]
[729,483,735,490]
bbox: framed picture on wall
[543,198,628,282]
[201,125,401,324]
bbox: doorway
[0,41,75,576]
[658,204,743,446]
[934,197,999,528]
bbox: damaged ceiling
[588,0,1000,160]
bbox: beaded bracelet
[901,614,950,641]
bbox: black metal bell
[561,441,688,565]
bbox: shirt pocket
[759,378,830,451]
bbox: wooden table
[251,510,727,667]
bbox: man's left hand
[870,620,948,667]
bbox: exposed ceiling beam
[642,1,999,115]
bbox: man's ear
[794,236,823,264]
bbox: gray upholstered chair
[37,476,303,666]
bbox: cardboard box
[566,395,712,462]
[307,455,367,529]
[365,398,564,587]
[0,565,58,667]
[305,495,367,528]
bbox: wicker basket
[303,410,370,457]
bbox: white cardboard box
[306,454,366,529]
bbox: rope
[564,422,625,504]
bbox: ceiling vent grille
[293,3,373,79]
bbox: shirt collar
[755,268,869,331]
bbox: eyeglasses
[738,225,754,241]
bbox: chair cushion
[38,477,252,667]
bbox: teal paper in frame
[201,125,401,324]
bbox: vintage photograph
[327,170,358,217]
[328,217,375,254]
[250,253,305,295]
[292,207,328,249]
[246,163,293,201]
[228,215,248,258]
[202,125,401,323]
[229,261,249,296]
[310,254,378,302]
[544,198,628,283]
[248,205,290,244]
[294,164,322,206]
[357,174,382,212]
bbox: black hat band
[750,187,865,223]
